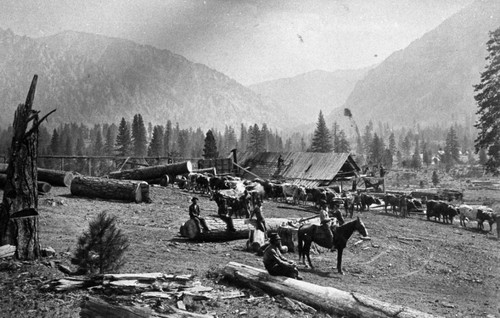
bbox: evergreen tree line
[0,110,489,174]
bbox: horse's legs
[337,248,344,275]
[305,240,314,268]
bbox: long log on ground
[180,217,313,241]
[70,176,150,203]
[38,167,76,187]
[223,262,441,318]
[0,174,51,193]
[192,167,217,175]
[108,161,192,181]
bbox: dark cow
[384,194,400,214]
[307,187,327,208]
[427,201,457,224]
[209,176,229,191]
[359,193,381,211]
[477,208,495,231]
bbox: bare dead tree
[0,75,55,259]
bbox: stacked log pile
[70,176,150,203]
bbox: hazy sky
[1,0,473,84]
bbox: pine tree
[49,129,60,155]
[164,120,172,156]
[94,129,104,156]
[411,140,422,170]
[203,130,218,159]
[148,125,164,157]
[422,143,431,167]
[131,114,147,157]
[474,27,500,174]
[388,132,397,156]
[311,111,333,153]
[248,124,263,153]
[369,133,384,163]
[115,118,131,156]
[336,129,350,153]
[445,126,460,165]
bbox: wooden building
[237,152,360,188]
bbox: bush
[72,211,129,275]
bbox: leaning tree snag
[108,161,192,181]
[223,262,441,318]
[0,75,55,260]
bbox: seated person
[263,233,302,280]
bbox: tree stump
[0,75,53,260]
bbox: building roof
[238,151,360,187]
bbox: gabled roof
[238,151,360,187]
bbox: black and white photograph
[0,1,499,317]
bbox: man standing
[263,233,302,280]
[217,197,236,232]
[189,197,210,233]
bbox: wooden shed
[238,152,360,188]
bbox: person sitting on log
[189,197,210,233]
[250,198,267,239]
[217,197,236,232]
[263,233,302,280]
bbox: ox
[292,186,307,205]
[427,200,457,224]
[458,205,496,231]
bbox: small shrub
[72,211,129,275]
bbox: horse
[297,217,368,275]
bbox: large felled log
[108,161,192,181]
[38,168,75,187]
[0,174,51,194]
[180,217,293,241]
[223,262,440,318]
[70,176,150,203]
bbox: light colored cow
[458,205,495,231]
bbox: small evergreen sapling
[73,211,129,275]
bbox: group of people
[188,195,344,281]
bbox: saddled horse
[297,217,368,274]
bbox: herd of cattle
[177,172,497,232]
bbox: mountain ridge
[329,0,500,130]
[0,28,296,132]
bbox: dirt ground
[0,184,499,318]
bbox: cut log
[223,262,441,318]
[247,229,266,252]
[145,175,169,186]
[38,168,76,187]
[0,174,51,193]
[108,161,192,181]
[180,217,294,241]
[70,176,150,203]
[0,244,16,258]
[192,167,217,175]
